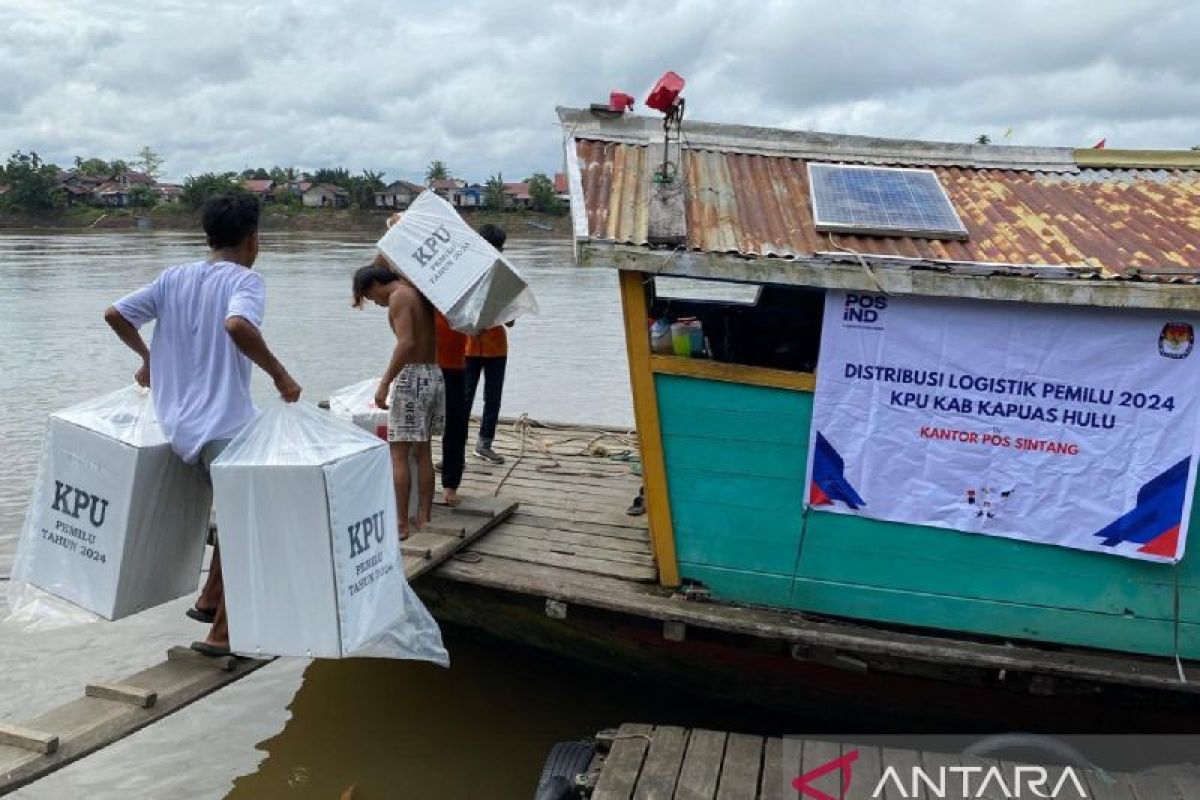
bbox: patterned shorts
[388,364,446,442]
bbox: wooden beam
[649,355,814,392]
[0,723,58,755]
[619,270,681,587]
[584,243,1200,312]
[84,683,157,709]
[1074,148,1200,170]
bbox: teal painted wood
[677,562,797,609]
[656,374,810,590]
[791,577,1200,659]
[654,371,1200,657]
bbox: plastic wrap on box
[211,401,448,663]
[6,385,212,629]
[328,377,388,439]
[375,190,538,334]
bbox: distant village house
[374,180,423,210]
[241,179,276,202]
[302,183,349,209]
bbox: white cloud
[0,0,1196,184]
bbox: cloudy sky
[1,0,1197,183]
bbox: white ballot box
[212,402,446,661]
[328,377,387,439]
[375,190,537,334]
[12,385,212,621]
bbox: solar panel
[808,163,968,240]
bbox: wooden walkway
[433,419,653,584]
[587,723,1200,799]
[0,498,513,794]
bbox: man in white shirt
[104,194,301,656]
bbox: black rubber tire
[534,741,595,800]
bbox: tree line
[1,148,563,216]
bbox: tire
[534,741,595,800]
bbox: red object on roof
[609,92,634,112]
[1093,138,1107,149]
[646,71,685,114]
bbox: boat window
[653,277,761,304]
[648,278,823,373]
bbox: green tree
[425,160,448,184]
[484,173,508,211]
[312,167,351,188]
[1,150,61,213]
[269,166,298,183]
[129,184,158,208]
[134,146,164,178]
[110,159,130,177]
[75,157,113,177]
[527,172,563,214]
[976,134,991,145]
[181,172,247,209]
[241,167,270,180]
[347,169,385,209]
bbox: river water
[0,231,634,571]
[2,231,798,798]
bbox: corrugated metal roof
[575,139,1200,278]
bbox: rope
[487,414,641,493]
[826,232,888,295]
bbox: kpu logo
[411,224,453,267]
[1158,322,1194,359]
[843,293,888,325]
[792,747,1090,799]
[347,509,386,559]
[51,480,109,528]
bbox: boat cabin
[559,106,1200,660]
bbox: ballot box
[375,190,538,334]
[13,385,212,621]
[328,377,387,439]
[212,402,445,661]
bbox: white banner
[807,291,1200,562]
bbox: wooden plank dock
[0,497,513,794]
[584,723,1200,799]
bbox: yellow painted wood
[1073,148,1200,170]
[619,269,681,586]
[649,355,815,392]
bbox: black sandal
[186,607,216,624]
[190,640,232,657]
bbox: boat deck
[433,420,1200,702]
[584,723,1200,800]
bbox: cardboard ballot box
[212,402,416,658]
[375,190,537,334]
[17,386,212,620]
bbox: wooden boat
[421,108,1200,729]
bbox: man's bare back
[388,282,436,364]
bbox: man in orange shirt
[436,312,469,505]
[465,224,511,464]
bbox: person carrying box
[103,194,302,657]
[352,264,444,539]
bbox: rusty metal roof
[562,109,1200,280]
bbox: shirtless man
[352,264,443,539]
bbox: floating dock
[0,497,514,793]
[582,723,1200,800]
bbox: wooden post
[619,270,681,587]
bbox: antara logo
[793,748,1091,799]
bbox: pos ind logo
[842,293,887,324]
[792,748,1090,799]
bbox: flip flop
[186,607,216,624]
[190,640,232,658]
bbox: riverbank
[0,206,572,238]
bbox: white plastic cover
[375,190,538,334]
[211,401,447,664]
[328,377,388,439]
[6,385,212,630]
